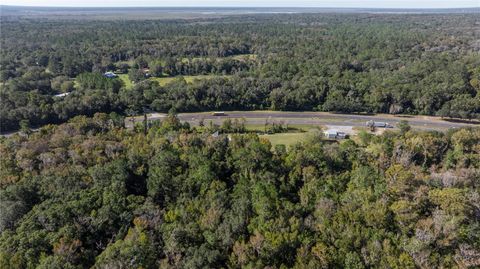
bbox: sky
[2,0,479,8]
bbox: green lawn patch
[151,75,229,86]
[259,132,309,147]
[231,54,257,60]
[73,79,80,89]
[104,74,228,89]
[245,123,321,132]
[118,74,133,89]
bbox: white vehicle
[366,120,393,128]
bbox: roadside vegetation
[259,131,311,146]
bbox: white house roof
[324,129,339,135]
[54,92,71,98]
[104,71,117,77]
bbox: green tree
[19,120,31,136]
[397,120,411,135]
[128,68,145,83]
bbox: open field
[259,132,310,147]
[244,123,322,132]
[151,75,228,86]
[115,74,230,89]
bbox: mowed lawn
[245,123,321,132]
[259,132,309,147]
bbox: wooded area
[1,13,479,132]
[1,10,479,268]
[0,113,479,268]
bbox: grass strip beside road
[259,132,309,147]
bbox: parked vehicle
[366,120,393,128]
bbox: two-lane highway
[126,111,480,131]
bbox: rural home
[104,71,118,78]
[324,129,347,139]
[54,92,71,98]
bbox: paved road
[4,111,476,138]
[127,111,479,131]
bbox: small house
[104,71,118,78]
[324,129,338,139]
[54,92,71,98]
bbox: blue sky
[3,0,479,8]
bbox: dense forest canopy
[1,13,479,132]
[0,113,479,268]
[1,9,479,268]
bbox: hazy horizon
[2,0,478,9]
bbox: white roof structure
[104,71,118,78]
[324,128,348,139]
[324,129,339,135]
[54,92,71,98]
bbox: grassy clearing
[259,132,309,147]
[231,54,257,60]
[73,79,80,89]
[118,74,133,89]
[116,74,227,89]
[245,123,322,132]
[151,75,229,86]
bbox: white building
[104,71,118,78]
[324,129,347,139]
[54,92,71,98]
